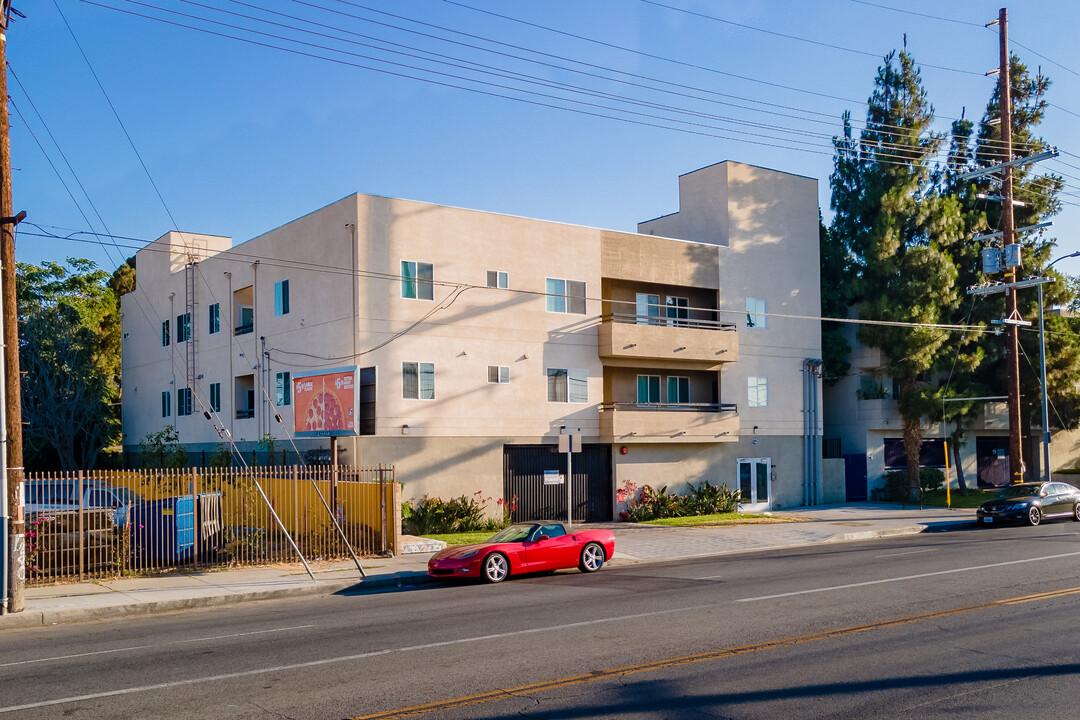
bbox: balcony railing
[235,408,255,420]
[234,323,254,336]
[601,402,738,413]
[605,312,737,332]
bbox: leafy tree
[829,48,965,500]
[943,57,1080,476]
[18,259,121,470]
[819,213,852,385]
[139,425,189,469]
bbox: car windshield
[996,485,1040,499]
[111,487,142,504]
[486,525,535,544]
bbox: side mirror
[537,534,550,542]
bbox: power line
[638,0,984,76]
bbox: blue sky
[10,1,1080,276]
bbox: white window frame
[547,368,588,403]
[161,390,171,418]
[488,365,510,384]
[208,303,220,335]
[546,278,586,314]
[274,279,290,316]
[161,319,170,347]
[748,376,768,408]
[176,313,191,343]
[487,270,509,289]
[637,374,661,404]
[401,261,434,300]
[667,376,690,404]
[209,382,221,413]
[403,361,436,400]
[275,371,292,406]
[746,297,767,329]
[177,387,192,416]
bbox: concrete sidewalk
[0,503,976,630]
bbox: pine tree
[829,48,965,500]
[944,57,1080,478]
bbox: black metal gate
[503,444,612,522]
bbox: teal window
[209,382,221,413]
[275,371,292,406]
[403,362,435,399]
[637,375,661,404]
[208,303,220,334]
[275,279,290,316]
[161,391,171,418]
[401,261,434,300]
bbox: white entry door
[737,458,772,512]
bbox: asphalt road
[3,521,1079,719]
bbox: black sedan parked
[976,481,1080,526]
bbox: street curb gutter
[0,573,436,630]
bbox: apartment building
[823,320,1013,498]
[121,160,826,520]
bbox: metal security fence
[23,465,399,586]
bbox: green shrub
[879,468,946,501]
[686,480,741,515]
[401,492,515,535]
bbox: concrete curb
[0,572,437,630]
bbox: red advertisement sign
[293,367,358,437]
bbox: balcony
[599,402,739,443]
[234,323,254,336]
[599,314,738,368]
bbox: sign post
[558,429,582,528]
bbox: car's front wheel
[1073,503,1080,522]
[482,552,509,583]
[579,542,605,573]
[1027,506,1042,526]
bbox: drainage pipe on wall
[809,359,823,505]
[802,359,811,506]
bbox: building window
[401,261,434,300]
[546,278,586,314]
[161,320,170,347]
[208,303,220,334]
[236,306,253,335]
[667,376,690,404]
[209,382,221,413]
[488,365,510,384]
[667,296,689,326]
[487,270,509,289]
[177,387,192,416]
[748,376,768,407]
[403,362,435,399]
[636,293,662,325]
[637,375,661,404]
[746,297,767,329]
[161,390,171,418]
[275,371,292,406]
[176,313,191,343]
[547,368,588,403]
[275,279,290,316]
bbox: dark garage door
[503,444,612,522]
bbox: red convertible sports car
[427,522,615,583]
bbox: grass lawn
[418,531,495,546]
[917,488,999,508]
[642,512,798,527]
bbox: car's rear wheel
[579,542,605,573]
[1073,503,1080,522]
[1027,506,1042,526]
[482,552,509,583]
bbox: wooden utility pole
[0,0,24,613]
[997,8,1025,483]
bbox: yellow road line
[351,585,1080,720]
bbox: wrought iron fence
[23,465,398,586]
